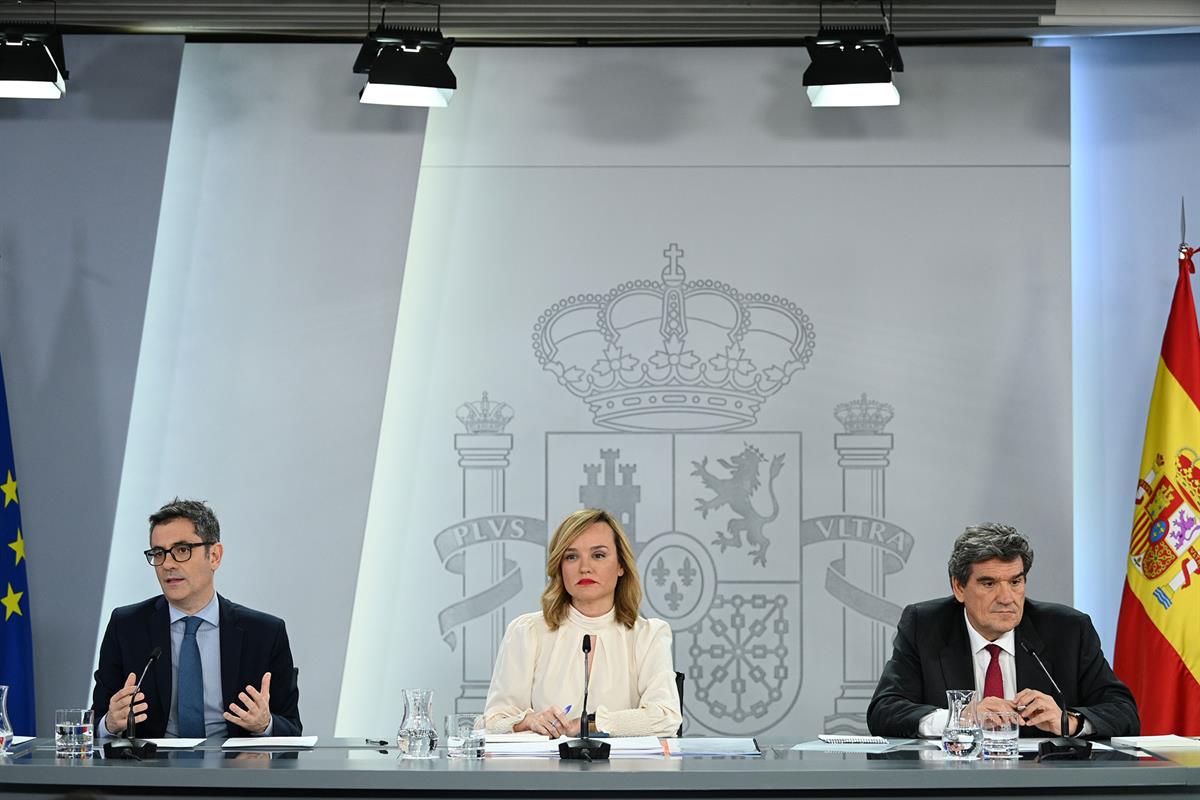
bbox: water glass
[55,708,94,759]
[981,710,1021,759]
[444,713,485,759]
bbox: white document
[222,736,318,748]
[662,738,760,756]
[143,738,206,749]
[1017,738,1113,753]
[792,738,904,754]
[485,732,552,743]
[1111,735,1200,750]
[486,736,663,757]
[9,736,35,747]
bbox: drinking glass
[444,713,485,759]
[55,708,94,758]
[981,709,1021,759]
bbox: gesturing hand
[223,671,273,734]
[106,672,148,734]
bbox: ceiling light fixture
[353,1,455,108]
[803,0,902,107]
[0,1,69,100]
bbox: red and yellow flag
[1114,246,1200,735]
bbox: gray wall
[97,43,427,738]
[0,35,183,733]
[1065,32,1200,657]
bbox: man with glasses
[90,498,301,738]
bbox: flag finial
[1182,196,1188,248]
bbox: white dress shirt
[484,606,682,737]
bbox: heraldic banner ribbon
[434,515,547,650]
[799,515,915,628]
[1114,245,1200,735]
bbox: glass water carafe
[0,685,12,754]
[396,688,437,759]
[942,688,982,759]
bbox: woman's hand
[515,706,573,737]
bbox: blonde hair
[541,508,642,630]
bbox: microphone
[559,634,610,762]
[1020,641,1091,761]
[104,647,163,760]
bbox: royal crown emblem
[834,394,895,435]
[532,244,815,431]
[456,392,514,434]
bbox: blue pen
[563,705,573,715]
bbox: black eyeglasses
[144,542,209,566]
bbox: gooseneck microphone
[1020,641,1091,761]
[104,646,163,760]
[559,634,610,762]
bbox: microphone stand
[104,648,162,760]
[1020,642,1091,762]
[559,635,610,762]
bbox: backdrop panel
[99,43,427,737]
[339,46,1071,739]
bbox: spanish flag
[1114,245,1200,735]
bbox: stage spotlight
[353,2,455,107]
[0,27,69,99]
[803,1,902,107]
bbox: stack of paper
[661,738,760,756]
[1111,735,1200,752]
[485,735,663,758]
[222,736,319,748]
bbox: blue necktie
[177,616,205,738]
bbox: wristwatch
[1065,709,1083,735]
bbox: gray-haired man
[867,523,1139,739]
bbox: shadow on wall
[549,51,699,143]
[179,44,428,136]
[0,36,182,122]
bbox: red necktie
[983,643,1004,699]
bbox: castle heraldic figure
[91,498,302,739]
[867,523,1138,739]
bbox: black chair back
[675,671,685,737]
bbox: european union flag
[0,353,34,735]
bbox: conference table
[0,737,1198,799]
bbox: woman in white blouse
[483,508,682,738]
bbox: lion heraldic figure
[691,444,786,566]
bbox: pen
[563,705,572,715]
[364,738,389,746]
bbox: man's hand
[977,696,1021,719]
[1014,688,1072,735]
[224,672,273,734]
[514,706,574,737]
[106,672,148,734]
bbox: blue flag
[0,353,34,735]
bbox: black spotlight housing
[803,2,903,107]
[353,20,456,107]
[0,25,69,99]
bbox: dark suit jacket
[91,594,302,738]
[867,596,1138,739]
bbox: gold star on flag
[2,582,23,621]
[0,471,17,508]
[9,528,24,566]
